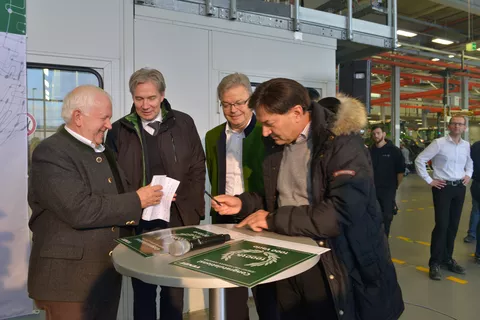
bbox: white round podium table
[112,224,320,320]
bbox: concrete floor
[9,174,479,320]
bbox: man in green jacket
[205,73,276,319]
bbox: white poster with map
[0,1,31,318]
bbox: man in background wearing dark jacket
[106,68,205,320]
[469,141,480,264]
[211,78,404,320]
[370,125,405,236]
[464,140,480,245]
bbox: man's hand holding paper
[142,175,180,222]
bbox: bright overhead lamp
[432,38,454,45]
[431,58,440,61]
[448,54,455,58]
[397,30,417,37]
[371,93,381,98]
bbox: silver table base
[209,288,226,320]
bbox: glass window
[26,64,103,164]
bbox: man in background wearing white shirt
[415,115,473,281]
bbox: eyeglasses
[220,98,250,109]
[450,122,465,127]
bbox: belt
[445,180,464,186]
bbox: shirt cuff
[425,176,433,185]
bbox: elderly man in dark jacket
[212,78,404,320]
[106,68,205,320]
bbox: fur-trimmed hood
[329,94,368,136]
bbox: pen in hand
[204,190,222,206]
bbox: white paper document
[142,175,180,222]
[201,225,330,255]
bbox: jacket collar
[244,113,257,137]
[58,125,98,152]
[121,98,174,133]
[266,95,367,149]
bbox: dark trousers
[429,185,466,266]
[213,215,279,320]
[133,211,185,320]
[224,287,250,320]
[252,282,280,320]
[376,187,397,237]
[275,263,336,320]
[476,212,480,256]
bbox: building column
[391,66,401,147]
[422,110,428,127]
[461,76,469,142]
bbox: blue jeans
[467,197,480,238]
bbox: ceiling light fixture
[448,54,455,58]
[432,38,454,45]
[431,58,440,62]
[397,30,417,37]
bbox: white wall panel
[135,19,210,137]
[26,0,122,60]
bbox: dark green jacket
[205,114,264,223]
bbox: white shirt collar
[64,125,105,153]
[225,116,252,135]
[141,112,163,127]
[141,112,163,135]
[295,121,311,143]
[446,134,465,145]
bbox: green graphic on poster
[0,1,26,34]
[171,240,317,287]
[116,227,217,257]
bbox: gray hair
[217,73,252,100]
[61,85,111,123]
[129,68,166,96]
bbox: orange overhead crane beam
[370,58,442,71]
[371,88,460,105]
[416,95,480,105]
[371,68,480,89]
[379,52,480,75]
[371,79,422,92]
[372,59,480,84]
[371,81,405,91]
[399,105,459,112]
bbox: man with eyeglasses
[205,73,277,319]
[415,115,473,281]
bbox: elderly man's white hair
[61,85,111,123]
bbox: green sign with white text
[0,1,26,34]
[116,227,217,257]
[171,240,317,287]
